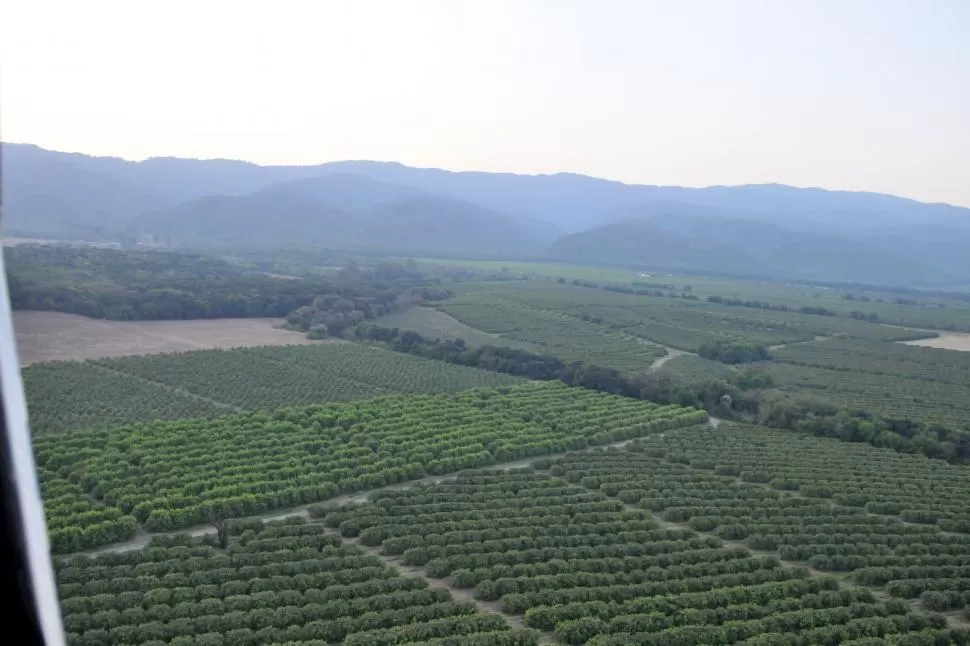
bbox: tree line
[7,246,446,323]
[355,325,970,464]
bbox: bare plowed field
[14,311,323,364]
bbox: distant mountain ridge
[3,142,970,286]
[121,177,552,257]
[547,213,944,286]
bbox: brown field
[14,311,324,365]
[900,331,970,352]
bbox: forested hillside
[546,214,942,285]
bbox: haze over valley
[6,142,970,287]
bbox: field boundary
[15,311,323,365]
[235,346,398,397]
[87,361,245,413]
[64,418,966,637]
[535,427,967,629]
[322,526,555,643]
[71,429,694,557]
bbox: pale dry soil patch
[14,311,328,365]
[901,331,970,352]
[647,347,687,372]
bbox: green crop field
[656,354,739,383]
[22,360,229,435]
[318,423,970,644]
[421,258,970,331]
[772,337,970,385]
[440,281,934,352]
[36,382,706,552]
[56,519,534,645]
[373,307,538,351]
[437,296,666,374]
[631,424,970,534]
[758,361,970,429]
[26,255,970,646]
[48,418,970,645]
[23,343,524,434]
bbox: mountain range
[3,142,970,286]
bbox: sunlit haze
[2,0,969,206]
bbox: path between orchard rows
[513,305,684,373]
[542,434,965,630]
[73,415,966,634]
[322,525,556,643]
[328,420,968,633]
[523,305,831,368]
[306,418,968,635]
[75,422,720,558]
[646,347,687,373]
[89,362,245,413]
[90,345,421,415]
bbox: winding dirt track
[647,347,688,372]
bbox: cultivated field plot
[442,282,934,353]
[585,427,970,620]
[625,306,817,350]
[242,344,520,395]
[655,354,738,383]
[759,362,970,428]
[773,337,970,385]
[56,519,533,646]
[453,283,812,350]
[331,469,956,645]
[438,297,666,374]
[35,382,706,551]
[374,307,538,351]
[423,259,970,331]
[24,343,523,434]
[23,360,228,435]
[603,300,936,348]
[14,311,318,365]
[41,467,138,555]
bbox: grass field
[374,307,538,350]
[14,311,320,365]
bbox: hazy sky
[2,0,969,206]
